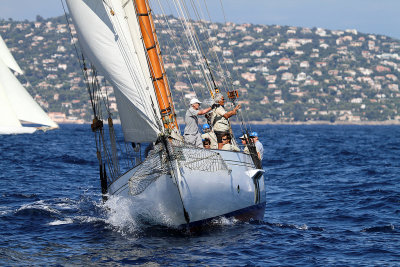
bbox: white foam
[103,196,141,234]
[17,200,61,215]
[55,202,76,210]
[0,210,11,216]
[211,216,239,226]
[298,224,309,230]
[48,218,73,225]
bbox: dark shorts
[214,130,230,143]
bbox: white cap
[190,98,202,105]
[239,134,249,139]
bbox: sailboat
[0,35,58,134]
[65,0,265,229]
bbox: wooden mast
[133,0,178,132]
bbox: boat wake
[103,195,191,234]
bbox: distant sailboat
[0,35,58,134]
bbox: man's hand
[233,104,241,114]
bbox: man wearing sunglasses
[221,133,240,152]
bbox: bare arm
[198,106,212,115]
[223,104,241,119]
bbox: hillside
[1,15,400,124]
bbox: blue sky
[1,0,399,39]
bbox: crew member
[221,133,240,151]
[202,138,211,149]
[239,134,250,154]
[201,124,218,149]
[211,93,241,149]
[250,131,264,160]
[183,98,212,147]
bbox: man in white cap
[184,98,212,147]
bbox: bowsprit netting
[169,139,230,172]
[128,140,230,196]
[128,143,168,196]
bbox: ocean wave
[361,224,396,233]
[14,201,61,218]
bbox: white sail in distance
[0,76,37,134]
[0,58,58,128]
[0,80,22,128]
[66,0,163,143]
[0,35,23,74]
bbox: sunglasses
[222,138,228,141]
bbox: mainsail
[66,0,163,143]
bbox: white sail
[0,35,23,74]
[0,80,22,128]
[0,81,37,134]
[0,58,58,128]
[66,0,163,143]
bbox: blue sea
[0,124,399,266]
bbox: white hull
[108,149,266,228]
[0,126,37,135]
